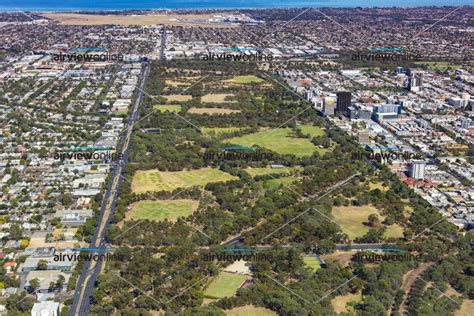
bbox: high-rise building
[410,160,426,180]
[358,130,370,144]
[323,103,335,116]
[408,70,423,92]
[336,91,351,116]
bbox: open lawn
[132,168,238,193]
[243,166,302,177]
[153,104,182,113]
[303,256,321,271]
[331,292,361,314]
[188,107,241,115]
[299,125,326,138]
[368,181,388,192]
[225,75,264,84]
[332,205,404,240]
[414,61,462,71]
[204,272,248,299]
[225,305,277,316]
[264,176,300,189]
[127,199,198,222]
[227,129,318,157]
[455,299,474,316]
[201,93,236,103]
[164,95,192,102]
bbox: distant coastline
[0,0,471,13]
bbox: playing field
[332,205,404,240]
[127,199,198,222]
[299,125,326,138]
[188,107,241,115]
[243,166,302,177]
[225,75,264,84]
[164,95,192,102]
[204,272,248,299]
[132,168,238,193]
[225,305,277,316]
[303,256,321,271]
[153,104,182,113]
[227,129,317,157]
[201,93,236,103]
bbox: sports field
[299,125,326,138]
[201,93,236,103]
[164,95,192,102]
[127,199,198,222]
[132,168,238,193]
[153,104,182,113]
[303,256,321,271]
[227,129,317,157]
[204,272,248,299]
[225,305,277,316]
[188,107,241,115]
[332,205,404,240]
[243,166,302,177]
[225,75,264,84]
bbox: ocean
[0,0,471,12]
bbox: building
[323,103,335,116]
[358,130,370,144]
[336,91,351,116]
[372,104,401,122]
[31,301,60,316]
[410,160,426,180]
[408,70,423,92]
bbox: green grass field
[332,205,404,240]
[264,176,300,189]
[227,129,317,157]
[243,166,302,177]
[299,125,326,138]
[414,61,461,71]
[225,75,264,84]
[127,199,198,222]
[303,256,321,271]
[132,168,238,193]
[204,272,248,299]
[153,104,182,113]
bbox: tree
[29,278,40,292]
[37,259,48,270]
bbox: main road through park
[69,62,149,316]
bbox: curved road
[69,62,149,316]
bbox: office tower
[358,130,370,144]
[410,160,426,180]
[323,103,335,116]
[336,91,351,116]
[408,71,423,92]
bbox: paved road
[69,62,149,316]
